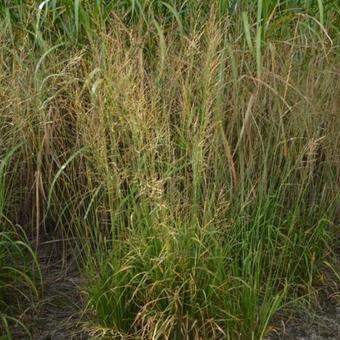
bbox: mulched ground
[13,238,87,339]
[266,292,340,340]
[31,241,85,339]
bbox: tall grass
[0,0,339,338]
[0,146,41,339]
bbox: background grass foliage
[0,0,339,339]
[0,145,41,339]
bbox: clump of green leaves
[0,146,41,339]
[86,193,330,339]
[0,229,40,339]
[0,1,339,339]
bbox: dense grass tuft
[0,0,339,338]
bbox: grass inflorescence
[0,0,339,339]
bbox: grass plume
[0,1,339,338]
